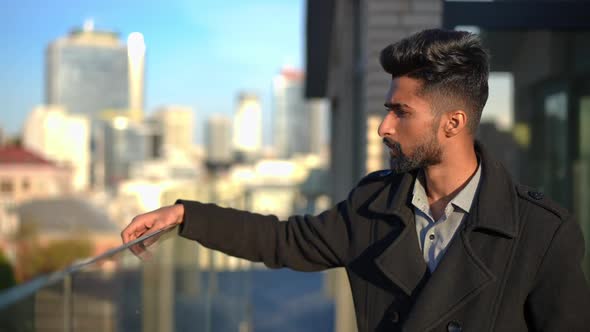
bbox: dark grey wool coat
[177,143,590,331]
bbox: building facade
[305,0,590,331]
[23,105,90,192]
[151,105,195,159]
[46,25,130,118]
[206,114,233,167]
[233,92,262,161]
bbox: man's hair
[379,29,489,134]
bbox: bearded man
[122,29,590,331]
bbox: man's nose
[378,113,396,138]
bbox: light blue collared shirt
[412,162,482,272]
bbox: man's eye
[394,109,407,117]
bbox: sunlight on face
[379,77,443,173]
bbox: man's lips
[382,138,395,150]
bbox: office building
[151,105,194,159]
[102,117,150,189]
[46,22,130,118]
[127,32,145,118]
[233,93,262,160]
[206,114,233,167]
[23,105,90,192]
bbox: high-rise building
[273,68,306,158]
[46,22,131,119]
[273,68,330,159]
[307,98,331,158]
[206,114,233,167]
[151,105,194,158]
[233,93,262,160]
[127,32,145,119]
[23,105,90,192]
[102,117,150,189]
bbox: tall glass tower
[45,21,130,118]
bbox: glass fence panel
[0,226,252,332]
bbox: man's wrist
[174,202,185,224]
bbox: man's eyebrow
[384,102,413,110]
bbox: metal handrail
[0,224,178,310]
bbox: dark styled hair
[379,29,489,134]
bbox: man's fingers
[122,214,152,244]
[122,204,183,259]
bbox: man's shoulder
[515,183,570,223]
[350,169,405,199]
[356,169,409,190]
[358,169,396,185]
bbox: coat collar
[364,140,520,329]
[367,140,519,238]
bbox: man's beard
[384,133,442,173]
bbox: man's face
[378,76,443,173]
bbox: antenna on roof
[83,18,95,32]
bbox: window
[0,180,14,193]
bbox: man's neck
[421,142,478,219]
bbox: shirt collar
[411,161,482,214]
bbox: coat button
[447,321,462,332]
[388,311,399,323]
[528,191,544,200]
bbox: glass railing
[0,225,252,332]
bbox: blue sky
[0,0,304,144]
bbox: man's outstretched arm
[122,193,358,271]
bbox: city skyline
[0,0,304,146]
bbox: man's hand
[121,203,185,258]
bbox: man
[122,29,590,331]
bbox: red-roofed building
[280,67,304,81]
[0,146,72,222]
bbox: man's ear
[443,110,468,137]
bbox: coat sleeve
[175,191,357,271]
[525,217,590,331]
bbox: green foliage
[17,238,93,282]
[41,239,93,273]
[0,250,16,290]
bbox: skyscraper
[206,114,233,167]
[151,105,195,158]
[102,117,150,189]
[46,21,131,118]
[307,98,330,157]
[273,68,304,158]
[273,68,329,158]
[127,32,145,120]
[233,93,262,160]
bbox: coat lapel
[402,142,520,331]
[367,171,429,296]
[402,215,496,331]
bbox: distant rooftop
[17,197,119,235]
[281,67,304,81]
[0,146,55,166]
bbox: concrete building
[273,68,331,160]
[206,114,233,167]
[305,1,590,330]
[151,105,194,158]
[233,92,262,161]
[0,146,72,205]
[273,68,306,158]
[0,146,72,239]
[102,117,150,189]
[23,105,90,192]
[307,98,331,159]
